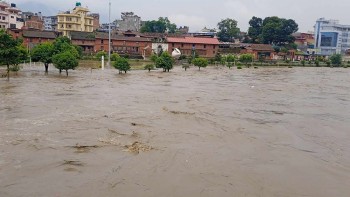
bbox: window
[172,43,175,47]
[204,44,207,48]
[101,40,104,44]
[213,45,216,49]
[2,16,5,20]
[181,44,184,47]
[11,16,14,18]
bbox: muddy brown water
[1,65,350,197]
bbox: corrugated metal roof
[167,37,220,45]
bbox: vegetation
[0,30,28,80]
[140,17,177,33]
[144,64,155,72]
[31,42,55,73]
[330,54,342,67]
[52,52,79,76]
[301,60,306,66]
[226,54,237,64]
[110,53,120,61]
[239,54,254,67]
[192,58,208,71]
[150,53,158,63]
[182,64,190,71]
[227,62,233,69]
[156,52,174,72]
[113,57,131,74]
[96,51,107,60]
[217,18,240,42]
[247,16,298,47]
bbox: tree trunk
[45,63,49,73]
[124,71,126,73]
[185,67,187,71]
[59,69,62,74]
[199,67,201,71]
[66,69,68,76]
[7,64,9,81]
[148,68,151,72]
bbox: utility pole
[108,0,111,68]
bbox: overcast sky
[14,0,350,32]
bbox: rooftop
[167,37,220,45]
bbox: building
[0,1,23,29]
[43,16,58,31]
[7,29,57,50]
[57,2,94,37]
[95,32,152,58]
[115,12,142,32]
[314,18,350,56]
[22,12,44,30]
[70,31,95,54]
[167,37,220,58]
[293,32,315,53]
[89,13,99,31]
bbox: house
[70,31,95,54]
[94,32,152,58]
[167,36,220,58]
[240,44,275,59]
[7,29,57,49]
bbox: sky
[12,0,350,32]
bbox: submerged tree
[144,64,155,72]
[0,30,27,81]
[52,52,79,76]
[31,42,55,73]
[192,58,208,71]
[113,57,130,74]
[156,52,174,72]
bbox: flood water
[1,65,350,197]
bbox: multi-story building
[43,16,57,31]
[0,1,9,29]
[89,13,99,31]
[0,1,23,29]
[115,12,142,32]
[314,18,350,56]
[22,12,44,30]
[57,2,94,37]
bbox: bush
[192,58,208,71]
[113,57,130,74]
[315,60,320,67]
[52,52,79,76]
[237,66,242,69]
[144,64,154,72]
[95,51,107,60]
[301,60,306,66]
[110,53,120,61]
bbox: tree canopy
[156,52,174,72]
[113,57,130,74]
[140,17,177,33]
[217,18,240,42]
[52,52,79,76]
[192,58,208,71]
[330,54,342,67]
[0,30,28,80]
[31,42,55,73]
[247,16,298,46]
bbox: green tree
[140,17,177,33]
[182,64,190,71]
[110,53,120,61]
[53,36,80,59]
[113,57,130,74]
[96,51,107,60]
[150,53,158,63]
[156,52,173,72]
[192,58,208,71]
[226,54,236,64]
[247,16,263,43]
[52,52,79,76]
[239,54,254,67]
[144,64,154,72]
[0,30,27,81]
[261,17,298,45]
[301,60,306,66]
[217,18,240,42]
[330,54,342,67]
[31,42,55,73]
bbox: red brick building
[24,15,44,30]
[7,29,57,49]
[95,32,152,57]
[70,31,95,54]
[167,37,220,58]
[240,44,275,59]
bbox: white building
[0,1,23,29]
[315,18,350,56]
[43,16,57,31]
